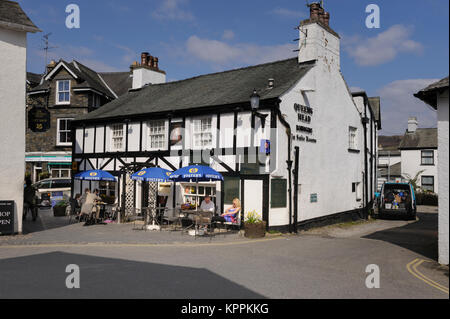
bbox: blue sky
[19,0,449,135]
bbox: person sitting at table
[212,198,241,225]
[200,195,215,212]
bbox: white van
[33,178,71,207]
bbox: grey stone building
[25,59,135,182]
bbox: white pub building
[71,3,380,231]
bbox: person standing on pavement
[23,178,38,222]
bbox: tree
[402,170,425,193]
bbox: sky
[18,0,449,136]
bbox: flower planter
[244,221,267,239]
[53,205,67,217]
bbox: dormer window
[56,80,70,104]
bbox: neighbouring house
[398,118,438,194]
[0,0,40,234]
[71,2,380,231]
[24,55,163,182]
[414,76,448,265]
[377,135,403,187]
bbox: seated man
[200,195,215,212]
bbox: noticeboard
[0,201,14,235]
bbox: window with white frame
[148,120,167,150]
[192,117,213,148]
[349,126,358,150]
[57,118,73,146]
[56,80,70,104]
[111,124,124,151]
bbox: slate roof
[99,72,133,97]
[379,162,402,177]
[398,128,438,150]
[414,76,449,109]
[76,58,315,122]
[0,0,40,32]
[378,135,402,153]
[28,60,132,99]
[26,72,42,87]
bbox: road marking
[406,258,449,295]
[0,235,285,249]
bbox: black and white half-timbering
[71,3,380,231]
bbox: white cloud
[152,0,194,21]
[377,79,439,135]
[271,8,306,18]
[222,30,235,41]
[343,25,424,66]
[181,35,296,69]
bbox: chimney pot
[141,52,149,66]
[148,55,154,68]
[154,57,159,69]
[323,12,330,26]
[309,2,321,21]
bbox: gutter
[276,100,293,233]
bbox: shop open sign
[0,201,14,235]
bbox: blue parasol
[131,167,173,182]
[74,170,116,182]
[169,165,223,211]
[169,165,223,182]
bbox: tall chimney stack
[407,117,418,133]
[131,52,166,89]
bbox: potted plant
[244,210,266,239]
[53,199,69,217]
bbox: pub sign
[28,107,51,132]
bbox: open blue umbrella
[170,165,223,211]
[74,170,116,182]
[131,167,173,182]
[169,165,223,182]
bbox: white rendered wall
[0,28,27,233]
[378,154,401,167]
[401,149,438,193]
[271,58,364,227]
[132,68,166,89]
[437,89,449,265]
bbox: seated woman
[212,198,241,224]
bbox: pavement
[0,206,448,299]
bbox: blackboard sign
[0,201,14,235]
[28,107,50,132]
[271,179,287,208]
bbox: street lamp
[250,89,268,128]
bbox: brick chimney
[298,2,340,70]
[131,52,166,89]
[407,117,418,133]
[46,60,56,74]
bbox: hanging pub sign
[0,201,14,235]
[28,107,50,132]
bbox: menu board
[0,201,14,235]
[271,179,287,208]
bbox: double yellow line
[407,258,449,295]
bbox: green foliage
[54,199,69,207]
[402,170,425,193]
[416,192,438,206]
[245,210,262,224]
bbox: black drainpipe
[276,102,293,233]
[362,103,369,219]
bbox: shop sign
[0,201,14,235]
[28,107,50,132]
